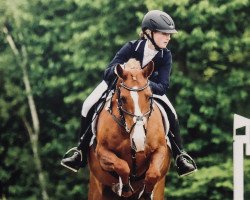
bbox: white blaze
[130,90,146,152]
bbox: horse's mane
[125,59,141,70]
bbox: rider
[61,10,197,177]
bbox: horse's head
[115,59,154,152]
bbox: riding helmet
[141,10,177,33]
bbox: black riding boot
[168,118,197,177]
[61,116,91,172]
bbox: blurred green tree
[0,0,249,199]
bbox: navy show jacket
[103,39,172,95]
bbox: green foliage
[0,0,249,199]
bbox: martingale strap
[131,147,137,178]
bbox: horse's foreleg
[144,146,169,194]
[96,146,132,196]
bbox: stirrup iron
[63,147,83,161]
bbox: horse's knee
[145,169,161,187]
[96,149,130,178]
[114,161,130,177]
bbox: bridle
[109,81,154,135]
[107,80,154,180]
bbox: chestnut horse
[88,59,171,200]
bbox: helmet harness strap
[143,31,162,51]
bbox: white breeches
[81,81,108,117]
[81,80,177,119]
[153,94,177,119]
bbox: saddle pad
[89,90,113,146]
[90,93,171,149]
[154,100,171,149]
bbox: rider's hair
[139,29,152,39]
[139,31,145,39]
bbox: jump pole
[233,114,250,200]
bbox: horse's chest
[114,143,150,166]
[111,138,130,152]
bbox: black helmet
[141,10,177,33]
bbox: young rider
[61,10,197,177]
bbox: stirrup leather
[63,147,83,162]
[175,152,197,170]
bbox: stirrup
[61,147,83,172]
[63,147,83,161]
[175,151,198,176]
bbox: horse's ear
[143,61,154,78]
[115,64,127,79]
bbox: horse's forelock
[125,59,141,70]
